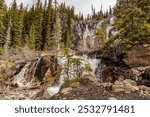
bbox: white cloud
[5,0,116,16]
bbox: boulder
[112,79,139,93]
[139,85,150,93]
[112,85,124,93]
[112,80,124,93]
[61,87,72,95]
[123,79,137,86]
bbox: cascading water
[14,58,42,88]
[83,24,89,50]
[47,55,101,97]
[106,17,115,40]
[106,16,120,40]
[47,57,66,96]
[74,20,104,51]
[14,61,32,88]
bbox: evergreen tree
[45,0,54,50]
[10,0,24,48]
[29,23,35,49]
[112,0,150,49]
[52,11,62,50]
[34,0,43,50]
[41,0,47,50]
[66,8,73,48]
[0,0,5,52]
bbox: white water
[14,61,32,88]
[47,57,66,96]
[82,24,91,50]
[14,58,42,88]
[87,58,100,75]
[106,17,115,40]
[47,55,100,97]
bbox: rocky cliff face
[73,20,102,52]
[73,16,118,52]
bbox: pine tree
[112,0,150,49]
[52,11,62,50]
[66,8,73,48]
[0,0,5,53]
[34,0,43,50]
[10,0,24,48]
[41,0,47,50]
[29,23,35,49]
[45,0,54,50]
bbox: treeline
[0,0,82,54]
[87,5,113,20]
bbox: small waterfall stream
[47,57,66,96]
[14,61,33,88]
[14,58,42,88]
[47,55,101,97]
[106,17,115,40]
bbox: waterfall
[74,20,104,51]
[106,17,115,40]
[14,61,33,88]
[47,55,101,97]
[95,60,103,82]
[47,57,66,96]
[82,24,91,50]
[106,25,112,40]
[14,58,42,88]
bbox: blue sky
[5,0,117,16]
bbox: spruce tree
[52,11,62,50]
[66,8,73,48]
[10,0,24,48]
[0,0,5,53]
[45,0,54,50]
[29,23,35,49]
[112,0,150,49]
[34,0,43,50]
